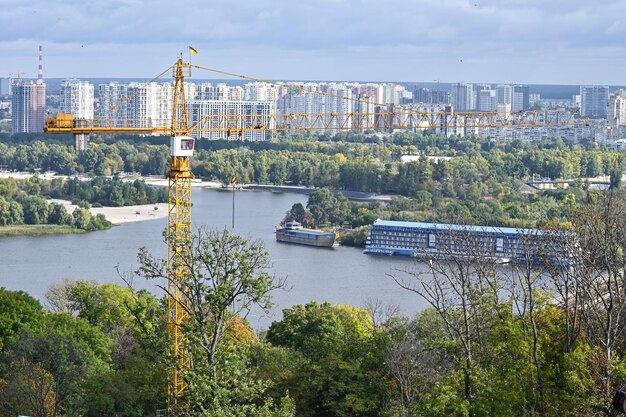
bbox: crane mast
[167,58,194,415]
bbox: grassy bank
[0,225,89,237]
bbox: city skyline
[2,0,626,84]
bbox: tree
[506,231,552,416]
[0,313,112,417]
[21,195,49,225]
[282,202,306,225]
[386,309,451,416]
[0,288,45,351]
[44,280,167,416]
[136,227,291,415]
[266,302,392,417]
[568,190,626,397]
[610,168,622,189]
[306,188,352,227]
[330,192,351,225]
[47,203,71,225]
[72,207,91,229]
[390,225,501,410]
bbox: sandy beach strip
[49,199,168,225]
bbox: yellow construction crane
[48,59,193,415]
[43,58,589,416]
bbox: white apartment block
[98,82,128,125]
[125,82,168,128]
[376,84,406,105]
[61,79,94,119]
[608,93,626,128]
[187,100,275,141]
[197,83,231,100]
[244,82,277,102]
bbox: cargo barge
[275,221,336,247]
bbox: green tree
[307,188,336,226]
[266,302,392,417]
[0,288,45,350]
[0,313,112,417]
[282,202,307,225]
[20,195,49,225]
[136,228,291,415]
[47,202,71,225]
[72,207,91,229]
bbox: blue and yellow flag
[189,46,198,55]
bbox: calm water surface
[0,188,428,329]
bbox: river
[0,188,429,330]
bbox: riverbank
[0,201,169,237]
[0,225,85,237]
[0,171,169,225]
[49,199,169,225]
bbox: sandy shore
[49,199,168,225]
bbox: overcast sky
[2,0,626,85]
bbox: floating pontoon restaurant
[364,220,564,264]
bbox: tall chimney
[37,45,43,84]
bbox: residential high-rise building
[124,82,172,129]
[376,84,406,105]
[413,88,450,105]
[451,83,473,111]
[496,85,512,105]
[61,79,94,119]
[188,100,275,140]
[477,89,497,111]
[354,94,375,129]
[197,83,229,100]
[98,82,128,126]
[474,84,490,111]
[580,85,609,117]
[244,82,276,102]
[512,85,530,111]
[11,46,46,134]
[11,80,46,133]
[0,78,14,96]
[326,84,353,133]
[608,90,626,127]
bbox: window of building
[495,237,504,252]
